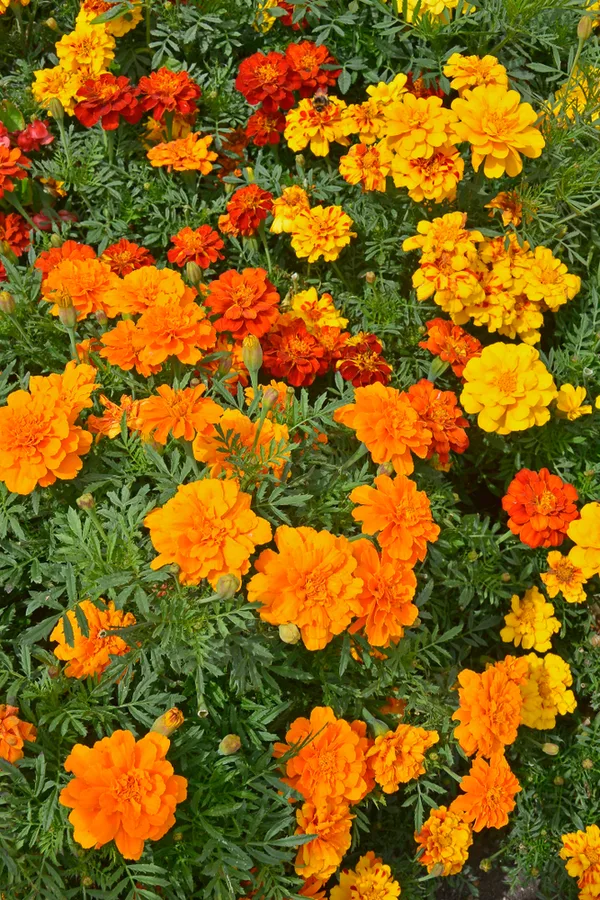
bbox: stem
[86,507,109,545]
[65,325,79,361]
[164,110,174,141]
[146,0,151,47]
[560,38,585,119]
[258,223,272,275]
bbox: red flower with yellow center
[100,238,155,276]
[204,267,280,339]
[285,41,341,97]
[502,467,579,548]
[219,184,274,238]
[235,50,300,112]
[0,211,30,257]
[138,67,201,121]
[167,224,225,269]
[245,107,286,146]
[74,74,142,130]
[336,333,392,387]
[35,240,96,281]
[263,320,327,387]
[0,145,30,198]
[419,317,482,378]
[407,379,469,465]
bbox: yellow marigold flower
[497,294,544,345]
[32,66,83,115]
[344,99,388,144]
[485,190,523,227]
[452,84,545,178]
[385,94,458,159]
[512,246,581,310]
[253,0,277,32]
[403,212,482,260]
[391,144,464,203]
[460,342,557,435]
[550,67,600,124]
[395,0,473,21]
[330,851,401,899]
[414,806,473,876]
[339,140,393,192]
[291,287,348,329]
[146,133,217,173]
[284,97,352,157]
[1,0,30,10]
[443,53,508,96]
[500,586,560,653]
[270,186,310,234]
[366,73,408,106]
[366,723,439,793]
[541,551,588,604]
[76,0,143,37]
[290,204,356,263]
[568,502,600,577]
[560,825,600,895]
[520,652,577,730]
[555,384,592,421]
[56,23,115,77]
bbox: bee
[312,88,330,112]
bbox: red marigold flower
[0,124,10,149]
[167,224,225,269]
[235,51,300,113]
[263,319,327,387]
[407,379,469,465]
[246,107,286,146]
[419,317,482,378]
[16,120,54,152]
[285,40,341,98]
[138,67,201,121]
[218,184,274,238]
[100,238,155,276]
[204,267,280,339]
[35,240,96,281]
[278,0,308,28]
[74,74,142,130]
[0,146,30,199]
[0,212,30,257]
[337,332,392,387]
[406,71,445,99]
[501,468,579,549]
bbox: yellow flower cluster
[520,652,577,730]
[269,185,356,263]
[500,586,560,653]
[560,825,600,900]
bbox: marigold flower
[391,144,464,203]
[344,99,388,144]
[100,238,155,276]
[35,240,96,281]
[151,707,185,737]
[138,67,201,120]
[50,599,136,678]
[262,319,327,386]
[419,318,482,378]
[60,729,187,860]
[294,800,354,882]
[414,806,473,876]
[0,145,30,198]
[501,467,579,549]
[443,53,508,96]
[99,319,161,377]
[349,540,417,647]
[0,705,36,764]
[56,22,115,77]
[32,65,83,115]
[285,97,352,156]
[137,383,223,445]
[400,0,473,21]
[219,184,274,238]
[339,141,393,192]
[192,408,291,480]
[42,257,120,321]
[245,107,286,146]
[204,267,279,338]
[0,211,30,257]
[451,658,528,757]
[384,94,458,159]
[144,112,194,145]
[74,73,142,130]
[285,41,341,98]
[270,186,311,234]
[336,333,392,387]
[274,706,370,804]
[335,383,431,475]
[134,296,216,368]
[520,652,577,729]
[568,502,600,577]
[105,264,192,316]
[452,84,545,178]
[366,723,438,794]
[560,825,600,895]
[167,224,224,269]
[147,132,217,173]
[512,246,581,310]
[77,0,143,36]
[485,190,523,227]
[87,394,144,439]
[290,204,356,263]
[145,478,272,587]
[330,851,401,899]
[366,74,408,107]
[407,379,469,465]
[291,287,348,330]
[555,383,592,421]
[541,551,588,604]
[403,211,482,260]
[450,753,521,831]
[500,586,560,653]
[235,51,299,112]
[460,342,557,434]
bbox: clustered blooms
[560,825,600,900]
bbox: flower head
[485,190,523,226]
[419,318,482,378]
[74,73,141,129]
[56,22,115,76]
[218,184,274,238]
[32,66,82,114]
[270,186,311,234]
[138,383,223,445]
[414,806,473,876]
[0,705,36,764]
[450,753,521,831]
[339,140,393,192]
[50,599,136,678]
[204,267,279,338]
[294,800,354,881]
[192,408,290,480]
[138,67,201,120]
[235,51,299,112]
[556,383,592,420]
[42,257,119,320]
[147,132,217,173]
[245,107,286,145]
[336,333,392,387]
[262,319,327,386]
[519,652,576,729]
[330,851,401,900]
[99,319,161,378]
[291,287,348,331]
[101,239,155,276]
[285,97,352,156]
[285,41,340,98]
[0,211,30,257]
[560,825,600,894]
[500,586,560,652]
[384,94,458,159]
[134,295,216,368]
[568,502,600,577]
[407,379,469,465]
[366,723,439,793]
[512,246,581,310]
[391,144,464,203]
[443,53,508,96]
[344,99,388,144]
[290,205,356,263]
[104,264,191,316]
[541,551,588,604]
[501,467,579,548]
[35,240,96,281]
[350,539,417,647]
[0,145,30,198]
[87,394,144,439]
[167,225,224,269]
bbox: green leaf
[0,101,25,132]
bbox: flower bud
[217,352,232,377]
[47,665,60,678]
[0,291,15,314]
[365,271,376,284]
[76,492,95,510]
[143,182,151,190]
[197,706,209,718]
[190,377,200,387]
[590,633,600,648]
[151,707,184,736]
[376,461,394,477]
[215,573,240,600]
[185,261,202,286]
[370,718,390,739]
[81,876,93,887]
[173,831,184,842]
[530,867,540,877]
[218,733,241,756]
[582,758,594,769]
[578,15,594,40]
[95,309,108,327]
[49,233,63,248]
[242,334,263,377]
[45,17,59,30]
[501,572,511,583]
[542,742,559,756]
[479,859,492,873]
[58,305,78,328]
[279,623,301,644]
[430,863,445,877]
[262,387,279,410]
[48,98,64,122]
[290,272,299,283]
[554,776,565,785]
[295,154,306,168]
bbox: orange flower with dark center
[336,333,392,387]
[99,319,161,377]
[59,729,187,859]
[285,41,341,98]
[50,599,136,678]
[74,73,142,130]
[419,317,482,378]
[294,800,354,881]
[262,320,327,386]
[101,238,155,276]
[501,467,579,549]
[218,184,274,238]
[35,240,96,281]
[0,145,30,198]
[245,107,286,146]
[204,267,279,338]
[137,383,224,445]
[350,473,440,564]
[134,297,217,367]
[350,538,418,647]
[407,379,469,465]
[0,705,36,763]
[235,51,300,112]
[138,67,201,120]
[450,752,521,831]
[167,224,224,269]
[87,394,145,440]
[0,211,30,257]
[366,723,439,793]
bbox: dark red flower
[74,74,142,130]
[167,225,225,269]
[235,51,300,113]
[0,124,10,149]
[406,72,445,99]
[138,68,201,121]
[218,184,273,238]
[16,120,54,152]
[101,239,155,276]
[31,209,78,231]
[285,41,341,99]
[277,0,308,29]
[0,212,31,257]
[336,333,392,387]
[263,319,327,387]
[0,260,6,282]
[245,108,286,146]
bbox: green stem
[87,507,109,545]
[164,110,174,141]
[560,38,585,119]
[3,312,32,347]
[257,223,272,275]
[146,0,151,47]
[65,325,79,361]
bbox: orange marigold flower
[218,184,274,238]
[407,379,469,465]
[285,40,340,98]
[192,408,291,480]
[291,287,348,331]
[167,224,225,269]
[334,382,431,475]
[147,132,217,173]
[450,752,521,831]
[384,94,458,159]
[0,705,36,764]
[336,333,392,387]
[87,394,145,440]
[137,383,223,445]
[294,800,354,882]
[138,67,201,121]
[451,658,529,757]
[290,204,356,263]
[485,190,523,227]
[235,50,300,112]
[391,144,464,204]
[100,238,155,276]
[344,98,388,144]
[41,257,120,320]
[330,851,401,900]
[104,264,193,317]
[274,706,370,804]
[30,360,98,423]
[75,337,103,365]
[34,239,96,282]
[560,825,600,895]
[366,723,439,793]
[262,319,327,387]
[247,525,363,650]
[270,185,311,234]
[0,211,30,257]
[350,473,440,564]
[204,267,280,338]
[0,145,30,198]
[59,729,187,860]
[50,599,136,678]
[414,806,473,876]
[501,467,579,549]
[339,140,393,192]
[419,317,482,378]
[403,211,482,260]
[245,107,286,146]
[99,319,161,377]
[145,478,272,587]
[541,551,588,604]
[350,539,417,647]
[134,296,216,368]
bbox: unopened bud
[215,573,240,600]
[217,352,232,377]
[0,291,15,314]
[501,572,511,583]
[197,706,209,718]
[479,859,492,873]
[45,17,59,30]
[151,707,184,736]
[58,305,78,328]
[242,334,263,376]
[278,623,301,644]
[554,776,565,785]
[530,867,540,877]
[582,758,594,769]
[185,261,202,286]
[47,665,60,678]
[173,831,183,842]
[370,718,390,739]
[290,272,299,283]
[81,876,93,887]
[50,233,63,248]
[376,461,394,477]
[365,271,376,284]
[48,98,64,122]
[295,153,306,168]
[429,863,445,877]
[218,733,241,756]
[95,309,108,327]
[262,387,279,410]
[590,633,600,648]
[542,742,559,756]
[190,377,201,387]
[578,15,594,40]
[76,492,95,510]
